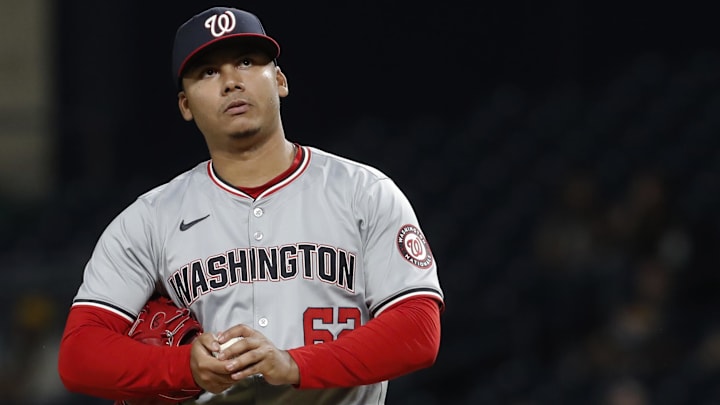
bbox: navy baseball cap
[172,7,280,87]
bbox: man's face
[177,43,288,148]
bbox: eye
[202,67,218,78]
[237,57,253,68]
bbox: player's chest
[162,197,363,308]
[163,196,360,280]
[169,195,357,248]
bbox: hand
[215,324,300,386]
[189,332,237,394]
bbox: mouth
[224,100,249,115]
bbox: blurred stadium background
[1,1,718,404]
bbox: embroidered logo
[179,214,210,232]
[396,224,434,269]
[205,11,236,37]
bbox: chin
[228,127,261,139]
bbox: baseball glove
[114,295,204,405]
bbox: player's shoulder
[307,146,389,183]
[134,161,209,207]
[97,162,209,238]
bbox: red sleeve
[288,296,442,389]
[57,305,199,400]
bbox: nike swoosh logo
[179,214,210,231]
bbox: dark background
[2,1,719,404]
[55,1,714,188]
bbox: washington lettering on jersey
[169,243,356,306]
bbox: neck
[210,137,296,188]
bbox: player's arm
[58,199,200,399]
[213,272,442,385]
[286,295,441,388]
[58,305,199,399]
[214,174,443,388]
[281,175,443,388]
[217,295,441,388]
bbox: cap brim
[177,34,280,80]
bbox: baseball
[214,336,243,358]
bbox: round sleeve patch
[396,224,434,269]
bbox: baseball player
[58,6,444,405]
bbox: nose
[222,66,245,94]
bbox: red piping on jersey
[206,145,311,199]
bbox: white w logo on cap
[204,11,236,37]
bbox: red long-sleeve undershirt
[289,296,442,388]
[58,296,442,399]
[58,305,197,400]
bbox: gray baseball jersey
[72,145,444,405]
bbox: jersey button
[258,317,269,327]
[253,232,263,241]
[253,207,264,217]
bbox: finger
[209,369,239,385]
[224,341,270,373]
[201,356,239,375]
[192,358,241,391]
[231,363,263,381]
[231,349,297,385]
[216,324,258,342]
[227,355,264,381]
[214,336,244,360]
[197,331,221,352]
[216,335,262,361]
[191,342,237,375]
[227,348,280,381]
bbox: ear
[177,91,194,121]
[276,66,289,98]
